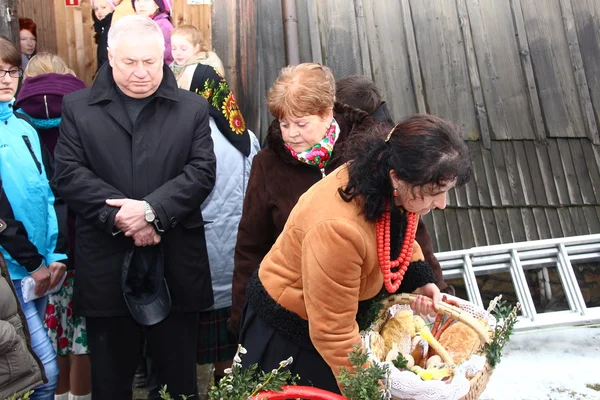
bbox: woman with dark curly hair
[238,114,471,393]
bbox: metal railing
[437,234,600,331]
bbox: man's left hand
[106,198,147,236]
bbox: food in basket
[410,336,428,366]
[418,326,454,365]
[369,331,387,362]
[380,309,415,353]
[438,321,482,363]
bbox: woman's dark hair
[338,114,472,221]
[335,75,382,115]
[0,36,22,68]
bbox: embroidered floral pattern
[44,272,88,356]
[197,73,247,135]
[286,119,340,169]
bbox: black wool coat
[53,63,216,317]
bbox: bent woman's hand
[30,265,52,297]
[411,283,441,317]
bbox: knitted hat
[91,0,116,8]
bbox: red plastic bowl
[253,385,347,399]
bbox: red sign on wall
[66,0,79,6]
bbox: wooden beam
[509,0,547,143]
[401,0,425,114]
[456,0,491,149]
[559,0,600,144]
[353,0,372,77]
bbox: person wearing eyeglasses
[0,37,69,400]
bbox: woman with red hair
[19,18,37,70]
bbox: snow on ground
[480,326,600,400]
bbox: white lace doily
[362,294,496,400]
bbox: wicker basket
[377,293,494,400]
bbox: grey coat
[0,219,46,399]
[201,119,259,309]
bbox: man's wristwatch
[143,201,164,234]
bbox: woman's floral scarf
[285,119,340,169]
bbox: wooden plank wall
[269,0,600,146]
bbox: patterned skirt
[44,271,88,356]
[196,306,238,364]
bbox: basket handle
[381,293,491,343]
[252,385,348,399]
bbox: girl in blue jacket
[0,37,69,400]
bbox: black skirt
[239,303,342,395]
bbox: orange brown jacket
[253,165,436,383]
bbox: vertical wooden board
[520,0,586,138]
[501,141,526,205]
[490,142,514,205]
[469,209,488,247]
[569,139,597,204]
[431,209,451,252]
[572,0,600,133]
[465,0,535,140]
[468,142,491,206]
[295,0,314,63]
[481,208,501,245]
[444,209,463,250]
[456,209,475,249]
[512,141,537,205]
[545,208,564,238]
[481,146,502,206]
[212,0,259,134]
[555,138,583,204]
[523,141,548,205]
[507,208,526,243]
[533,207,552,240]
[582,206,600,234]
[420,212,438,252]
[534,141,561,205]
[446,184,458,207]
[254,0,285,142]
[569,207,590,236]
[361,0,416,119]
[567,139,598,204]
[545,139,572,205]
[521,208,539,241]
[409,0,478,140]
[581,138,600,203]
[316,0,362,78]
[463,177,480,207]
[454,184,469,207]
[557,207,576,237]
[493,209,513,244]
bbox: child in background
[171,25,225,79]
[111,0,134,25]
[133,0,174,64]
[169,24,259,392]
[15,53,90,400]
[92,0,116,72]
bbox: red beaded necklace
[376,206,418,293]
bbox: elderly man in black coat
[53,15,216,400]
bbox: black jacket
[53,63,217,317]
[94,12,112,72]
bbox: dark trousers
[87,312,200,400]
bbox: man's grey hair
[107,15,165,52]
